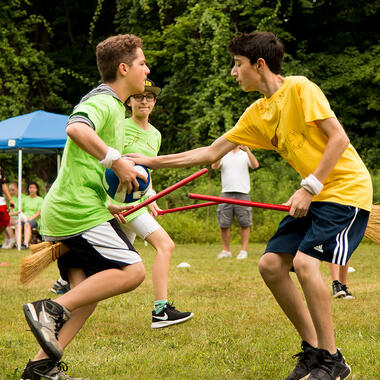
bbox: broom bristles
[30,241,52,254]
[365,205,380,245]
[20,242,69,285]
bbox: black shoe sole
[23,304,63,361]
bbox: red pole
[157,201,219,216]
[122,168,208,217]
[188,193,290,212]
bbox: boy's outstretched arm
[66,122,145,193]
[130,136,237,169]
[285,117,350,218]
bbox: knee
[156,238,175,257]
[258,253,283,282]
[132,263,146,285]
[292,254,312,281]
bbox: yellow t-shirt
[224,76,372,211]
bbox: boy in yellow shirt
[131,32,372,380]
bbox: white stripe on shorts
[82,221,141,265]
[332,207,358,265]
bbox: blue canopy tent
[0,110,68,249]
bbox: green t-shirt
[40,92,126,237]
[114,117,161,223]
[11,194,25,214]
[22,195,43,220]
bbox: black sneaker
[332,280,345,298]
[285,341,319,380]
[20,358,86,379]
[342,285,355,300]
[151,303,194,329]
[309,348,351,380]
[23,299,70,361]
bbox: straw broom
[364,204,380,245]
[19,203,380,285]
[20,242,69,285]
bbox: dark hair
[27,182,40,196]
[228,32,284,74]
[96,34,143,83]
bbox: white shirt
[219,150,252,194]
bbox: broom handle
[188,193,291,212]
[156,201,219,216]
[122,168,208,217]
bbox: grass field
[0,242,379,379]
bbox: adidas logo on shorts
[313,244,324,252]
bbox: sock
[154,299,168,314]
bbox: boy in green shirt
[112,79,193,328]
[21,34,150,380]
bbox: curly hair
[96,34,143,82]
[228,32,284,74]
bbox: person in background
[329,262,354,299]
[110,78,193,328]
[211,145,259,260]
[0,166,14,248]
[15,182,44,249]
[2,181,23,249]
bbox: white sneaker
[236,251,247,260]
[7,239,16,249]
[217,250,232,259]
[1,239,10,249]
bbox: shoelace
[53,313,66,339]
[292,351,305,360]
[56,361,69,373]
[292,348,314,364]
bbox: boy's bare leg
[258,252,317,347]
[55,262,145,311]
[24,223,32,245]
[33,268,97,361]
[328,262,339,282]
[339,262,349,285]
[240,226,250,252]
[293,251,336,353]
[146,227,174,301]
[32,263,145,361]
[220,227,231,252]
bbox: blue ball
[103,164,151,203]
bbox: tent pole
[17,149,22,251]
[57,150,61,174]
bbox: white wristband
[301,174,323,195]
[99,147,121,169]
[144,189,156,198]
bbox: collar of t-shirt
[79,83,122,104]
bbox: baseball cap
[144,78,161,96]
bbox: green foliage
[0,0,71,119]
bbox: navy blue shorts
[265,202,369,265]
